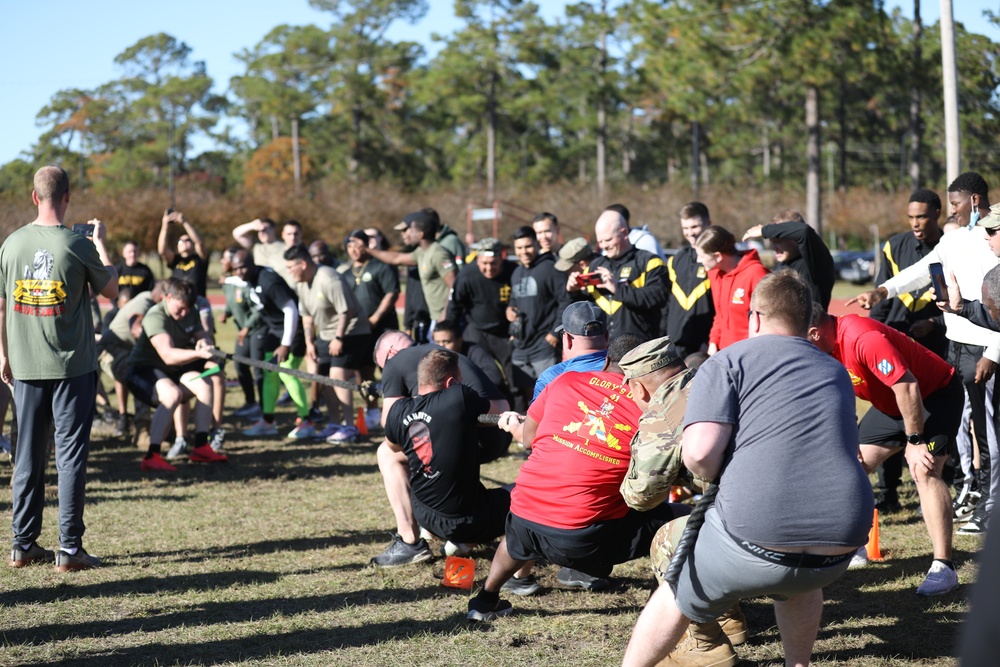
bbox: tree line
[1,0,998,218]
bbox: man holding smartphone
[2,166,118,572]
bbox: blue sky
[0,1,995,167]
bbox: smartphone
[576,272,604,288]
[71,223,95,238]
[929,262,948,302]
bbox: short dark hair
[259,217,276,229]
[417,348,460,389]
[532,212,558,226]
[679,202,710,223]
[512,226,537,242]
[604,203,630,224]
[163,277,196,308]
[753,269,812,336]
[909,188,942,212]
[283,219,302,232]
[283,243,312,263]
[432,319,462,338]
[948,172,989,198]
[694,225,737,255]
[772,210,805,224]
[412,208,440,240]
[607,333,647,364]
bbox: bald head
[374,330,415,369]
[595,211,630,259]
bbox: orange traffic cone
[442,555,476,589]
[355,406,369,436]
[866,508,884,561]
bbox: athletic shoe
[165,436,188,461]
[958,507,990,535]
[114,414,128,438]
[467,595,514,622]
[370,533,433,567]
[308,406,325,424]
[848,545,869,570]
[317,423,344,439]
[11,542,55,567]
[243,419,279,437]
[874,494,902,514]
[210,428,226,453]
[189,444,228,463]
[287,418,318,440]
[953,485,981,522]
[140,453,177,473]
[234,403,262,420]
[915,561,959,596]
[501,574,542,596]
[556,566,610,591]
[0,434,11,456]
[442,541,473,557]
[327,424,359,443]
[366,408,382,430]
[54,548,101,572]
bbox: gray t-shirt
[684,334,873,547]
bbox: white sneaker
[287,419,318,439]
[915,561,959,596]
[365,408,382,430]
[327,424,359,443]
[165,437,188,460]
[848,545,868,570]
[243,419,279,437]
[317,423,344,439]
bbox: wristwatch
[906,432,924,445]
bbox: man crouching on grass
[126,278,227,473]
[622,271,872,667]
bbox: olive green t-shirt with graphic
[129,301,204,372]
[0,224,112,380]
[412,242,456,320]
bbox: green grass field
[0,281,982,666]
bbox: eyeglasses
[986,227,1000,237]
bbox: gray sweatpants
[11,372,97,551]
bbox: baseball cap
[556,301,607,337]
[619,336,683,380]
[476,237,503,257]
[555,237,594,271]
[344,229,369,247]
[979,203,1000,230]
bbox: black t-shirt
[344,258,399,333]
[116,261,155,295]
[385,384,491,516]
[169,254,209,297]
[382,343,504,400]
[249,267,299,336]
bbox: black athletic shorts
[504,503,681,578]
[412,487,510,545]
[315,334,372,374]
[858,373,963,455]
[126,360,208,407]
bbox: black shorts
[125,361,207,407]
[504,504,680,578]
[858,373,963,455]
[315,334,372,374]
[412,487,510,544]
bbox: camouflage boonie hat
[620,336,683,380]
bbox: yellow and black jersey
[662,246,714,357]
[870,231,947,358]
[586,246,668,339]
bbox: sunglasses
[986,227,1000,237]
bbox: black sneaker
[370,533,433,567]
[10,542,55,567]
[958,507,990,535]
[467,595,514,622]
[54,548,100,572]
[501,574,542,596]
[556,566,610,591]
[114,414,128,438]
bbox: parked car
[833,250,875,284]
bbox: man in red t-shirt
[809,309,963,596]
[467,356,689,621]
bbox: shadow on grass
[120,529,388,562]
[8,584,463,656]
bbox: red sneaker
[140,453,177,473]
[189,444,228,463]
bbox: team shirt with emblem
[831,313,954,417]
[513,370,643,529]
[0,225,111,380]
[412,242,456,318]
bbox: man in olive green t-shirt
[367,209,457,323]
[0,166,117,572]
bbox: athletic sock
[934,558,955,570]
